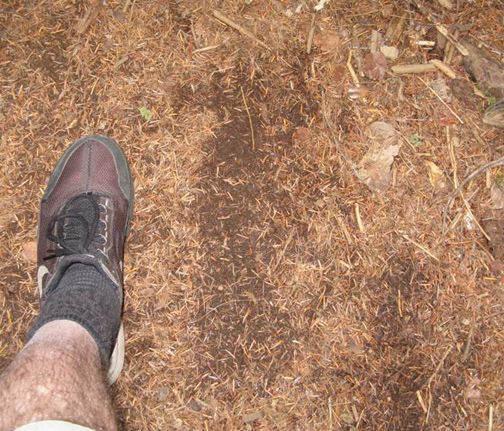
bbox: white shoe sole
[107,322,125,384]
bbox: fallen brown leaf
[22,241,37,263]
[357,122,400,192]
[363,52,387,81]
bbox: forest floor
[1,0,504,430]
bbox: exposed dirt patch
[191,67,311,393]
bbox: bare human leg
[0,320,116,431]
[0,136,134,431]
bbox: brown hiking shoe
[37,135,134,383]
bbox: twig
[402,235,439,261]
[442,156,504,234]
[193,45,220,54]
[346,50,360,86]
[76,3,103,35]
[461,327,474,363]
[428,346,453,385]
[306,14,316,54]
[418,77,463,124]
[328,397,333,431]
[392,63,437,74]
[240,86,255,150]
[355,203,364,233]
[447,131,490,241]
[443,28,460,64]
[122,0,132,13]
[429,59,457,79]
[213,10,270,50]
[406,0,468,56]
[435,25,468,56]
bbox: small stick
[392,63,437,74]
[193,45,220,53]
[418,77,464,124]
[306,14,316,54]
[370,30,379,53]
[416,41,436,47]
[429,59,457,79]
[447,132,490,240]
[436,25,468,56]
[428,346,453,385]
[461,327,474,363]
[444,28,459,64]
[346,51,360,86]
[386,11,408,43]
[402,235,439,261]
[416,391,428,413]
[240,86,255,150]
[442,156,504,233]
[122,0,132,13]
[406,0,468,56]
[355,203,364,232]
[328,397,333,431]
[489,405,494,431]
[76,4,103,35]
[213,10,270,50]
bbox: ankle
[28,320,99,357]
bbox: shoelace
[44,194,105,260]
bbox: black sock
[26,263,122,365]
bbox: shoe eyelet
[98,204,107,214]
[98,220,107,230]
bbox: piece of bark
[448,79,481,110]
[461,39,504,99]
[484,100,504,128]
[386,12,408,43]
[443,28,459,64]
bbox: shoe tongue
[62,193,101,253]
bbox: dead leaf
[243,411,261,423]
[22,241,37,263]
[464,376,481,400]
[348,86,370,99]
[363,52,387,81]
[357,122,400,192]
[292,127,310,144]
[425,161,449,194]
[491,183,504,209]
[329,64,346,84]
[313,30,339,52]
[430,78,452,103]
[465,387,481,400]
[436,0,453,9]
